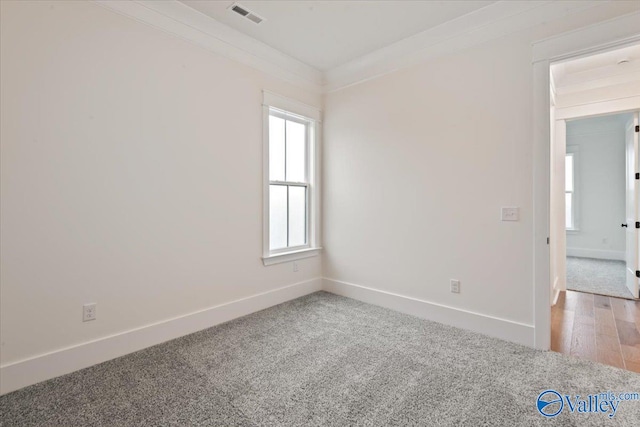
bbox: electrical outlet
[293,262,299,272]
[450,279,460,294]
[501,207,519,221]
[83,303,96,322]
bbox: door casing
[532,14,640,350]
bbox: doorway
[530,11,640,354]
[548,44,640,372]
[549,44,640,303]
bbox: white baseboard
[566,247,625,261]
[2,276,538,395]
[322,278,535,347]
[0,277,322,396]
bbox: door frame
[532,13,640,350]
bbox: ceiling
[180,1,495,70]
[552,44,640,94]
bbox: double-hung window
[262,92,321,265]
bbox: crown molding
[532,11,640,64]
[557,70,640,95]
[93,0,324,93]
[94,1,639,96]
[324,1,605,92]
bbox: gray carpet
[1,292,639,426]
[566,256,635,299]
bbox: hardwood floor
[551,290,640,372]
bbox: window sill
[566,228,580,234]
[262,247,322,266]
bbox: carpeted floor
[1,291,639,426]
[566,256,634,299]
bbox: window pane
[270,185,287,249]
[269,116,285,181]
[565,192,573,229]
[286,120,306,182]
[288,186,307,247]
[565,154,573,192]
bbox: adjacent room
[565,113,632,300]
[2,1,640,425]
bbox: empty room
[1,1,640,425]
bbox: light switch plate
[501,207,519,221]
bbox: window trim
[565,146,579,232]
[262,92,322,266]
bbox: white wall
[323,4,640,332]
[0,0,321,369]
[565,114,628,260]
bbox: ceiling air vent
[229,3,265,24]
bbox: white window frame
[565,146,579,232]
[262,91,322,266]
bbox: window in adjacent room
[565,150,577,230]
